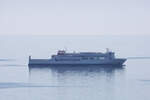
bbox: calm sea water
[0,35,150,100]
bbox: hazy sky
[0,0,150,35]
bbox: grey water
[0,35,150,100]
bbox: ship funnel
[29,56,31,60]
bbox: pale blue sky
[0,0,150,35]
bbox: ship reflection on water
[27,65,126,100]
[28,65,125,84]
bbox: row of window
[55,57,105,61]
[82,57,105,60]
[55,59,80,61]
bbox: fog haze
[0,0,150,35]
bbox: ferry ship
[28,49,126,66]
